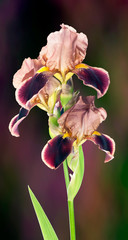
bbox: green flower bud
[48,102,61,138]
[60,78,74,108]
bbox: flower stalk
[63,160,76,240]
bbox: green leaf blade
[28,186,59,240]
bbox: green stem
[63,159,70,188]
[63,160,76,240]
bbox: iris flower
[42,96,115,169]
[9,24,110,137]
[39,24,110,98]
[9,57,61,137]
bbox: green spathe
[67,145,84,201]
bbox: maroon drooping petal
[15,72,51,108]
[74,65,110,98]
[9,108,29,137]
[89,133,115,162]
[41,135,74,169]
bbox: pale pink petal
[13,57,43,88]
[39,24,88,74]
[58,96,107,140]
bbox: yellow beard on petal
[37,66,49,73]
[63,132,72,139]
[75,63,89,69]
[92,131,101,136]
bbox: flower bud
[60,78,74,108]
[48,102,61,138]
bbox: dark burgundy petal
[74,64,110,98]
[9,108,29,137]
[89,133,115,162]
[41,135,73,169]
[16,72,51,108]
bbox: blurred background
[0,0,128,239]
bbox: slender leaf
[28,186,59,240]
[67,145,84,201]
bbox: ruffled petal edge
[88,132,115,162]
[73,64,110,98]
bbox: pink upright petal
[88,133,115,162]
[41,135,73,169]
[9,108,29,137]
[74,64,110,98]
[39,24,88,74]
[13,58,43,88]
[58,96,107,140]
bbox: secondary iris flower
[42,96,115,169]
[9,58,61,137]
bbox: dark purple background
[1,0,128,239]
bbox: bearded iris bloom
[9,74,61,137]
[39,24,110,98]
[42,96,115,169]
[9,57,61,137]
